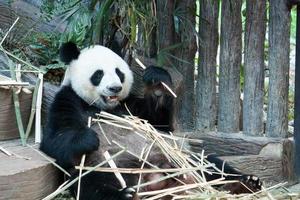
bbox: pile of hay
[69,111,293,200]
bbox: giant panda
[40,42,262,200]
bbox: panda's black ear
[59,42,80,64]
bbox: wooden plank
[187,131,282,156]
[0,139,60,200]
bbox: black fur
[90,70,104,86]
[116,68,125,83]
[143,65,172,86]
[110,66,175,132]
[40,86,100,168]
[70,172,136,200]
[59,42,80,64]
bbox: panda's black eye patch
[90,70,104,86]
[116,68,125,83]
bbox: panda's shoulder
[55,86,78,99]
[51,86,83,108]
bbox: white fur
[62,45,134,110]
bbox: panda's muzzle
[101,86,123,104]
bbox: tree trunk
[218,0,242,133]
[156,0,176,51]
[266,0,290,137]
[195,0,219,131]
[243,0,267,136]
[174,0,197,131]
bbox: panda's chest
[81,102,101,120]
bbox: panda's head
[60,42,133,110]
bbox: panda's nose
[108,86,122,93]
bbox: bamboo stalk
[134,56,147,69]
[35,73,43,143]
[74,166,206,174]
[137,140,156,192]
[10,64,26,146]
[0,81,30,86]
[0,17,19,46]
[104,151,127,189]
[0,69,42,73]
[0,47,45,73]
[25,78,40,140]
[76,155,86,200]
[161,82,177,98]
[0,146,12,156]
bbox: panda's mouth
[101,95,119,103]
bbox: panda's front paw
[119,187,137,200]
[223,174,262,194]
[239,175,262,192]
[76,129,99,154]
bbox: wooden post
[294,3,300,180]
[218,0,242,133]
[195,0,219,131]
[173,0,197,131]
[266,0,290,137]
[243,0,267,136]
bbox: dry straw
[82,111,292,199]
[39,110,295,199]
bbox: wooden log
[218,0,242,133]
[0,139,61,200]
[187,131,282,156]
[266,0,291,137]
[195,0,219,132]
[243,0,267,136]
[187,131,296,185]
[282,138,297,184]
[220,155,283,186]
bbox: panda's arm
[205,155,262,194]
[40,86,99,168]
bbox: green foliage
[27,32,61,65]
[240,64,244,91]
[62,6,92,45]
[157,43,191,67]
[40,0,156,48]
[291,7,297,42]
